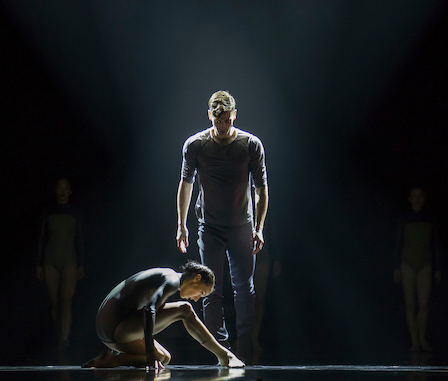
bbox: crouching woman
[82,261,244,369]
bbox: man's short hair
[208,90,236,118]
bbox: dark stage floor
[2,364,448,381]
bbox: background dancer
[393,187,441,352]
[36,177,85,350]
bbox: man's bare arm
[176,180,193,253]
[252,185,268,254]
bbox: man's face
[209,110,236,137]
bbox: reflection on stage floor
[2,364,448,381]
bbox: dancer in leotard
[393,187,441,352]
[82,261,244,369]
[36,177,85,349]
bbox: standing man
[176,90,268,364]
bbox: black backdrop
[2,0,448,365]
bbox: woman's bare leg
[83,307,171,368]
[82,339,170,368]
[81,348,116,368]
[43,263,66,346]
[416,265,432,351]
[43,263,78,345]
[155,302,244,367]
[59,263,78,343]
[401,263,419,351]
[43,264,60,325]
[84,301,244,368]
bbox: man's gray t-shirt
[181,127,267,227]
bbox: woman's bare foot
[409,343,420,352]
[218,351,245,368]
[82,349,115,368]
[420,341,433,352]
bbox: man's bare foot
[218,351,245,368]
[82,349,115,368]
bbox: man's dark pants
[198,222,256,359]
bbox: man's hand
[177,180,193,253]
[177,225,189,253]
[251,230,264,255]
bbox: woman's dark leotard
[37,203,84,270]
[395,210,441,273]
[95,268,181,355]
